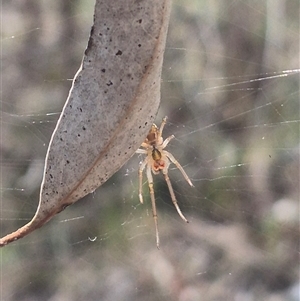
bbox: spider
[136,116,194,248]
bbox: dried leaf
[0,0,171,247]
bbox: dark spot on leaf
[61,203,70,211]
[90,25,95,35]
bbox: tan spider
[136,116,194,248]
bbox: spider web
[1,1,299,301]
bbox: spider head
[145,124,159,146]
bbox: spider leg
[136,148,148,154]
[140,142,150,148]
[164,150,194,187]
[146,164,160,248]
[138,157,148,204]
[163,171,189,223]
[157,116,167,141]
[161,134,174,149]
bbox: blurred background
[1,1,299,300]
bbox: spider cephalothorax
[136,116,194,248]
